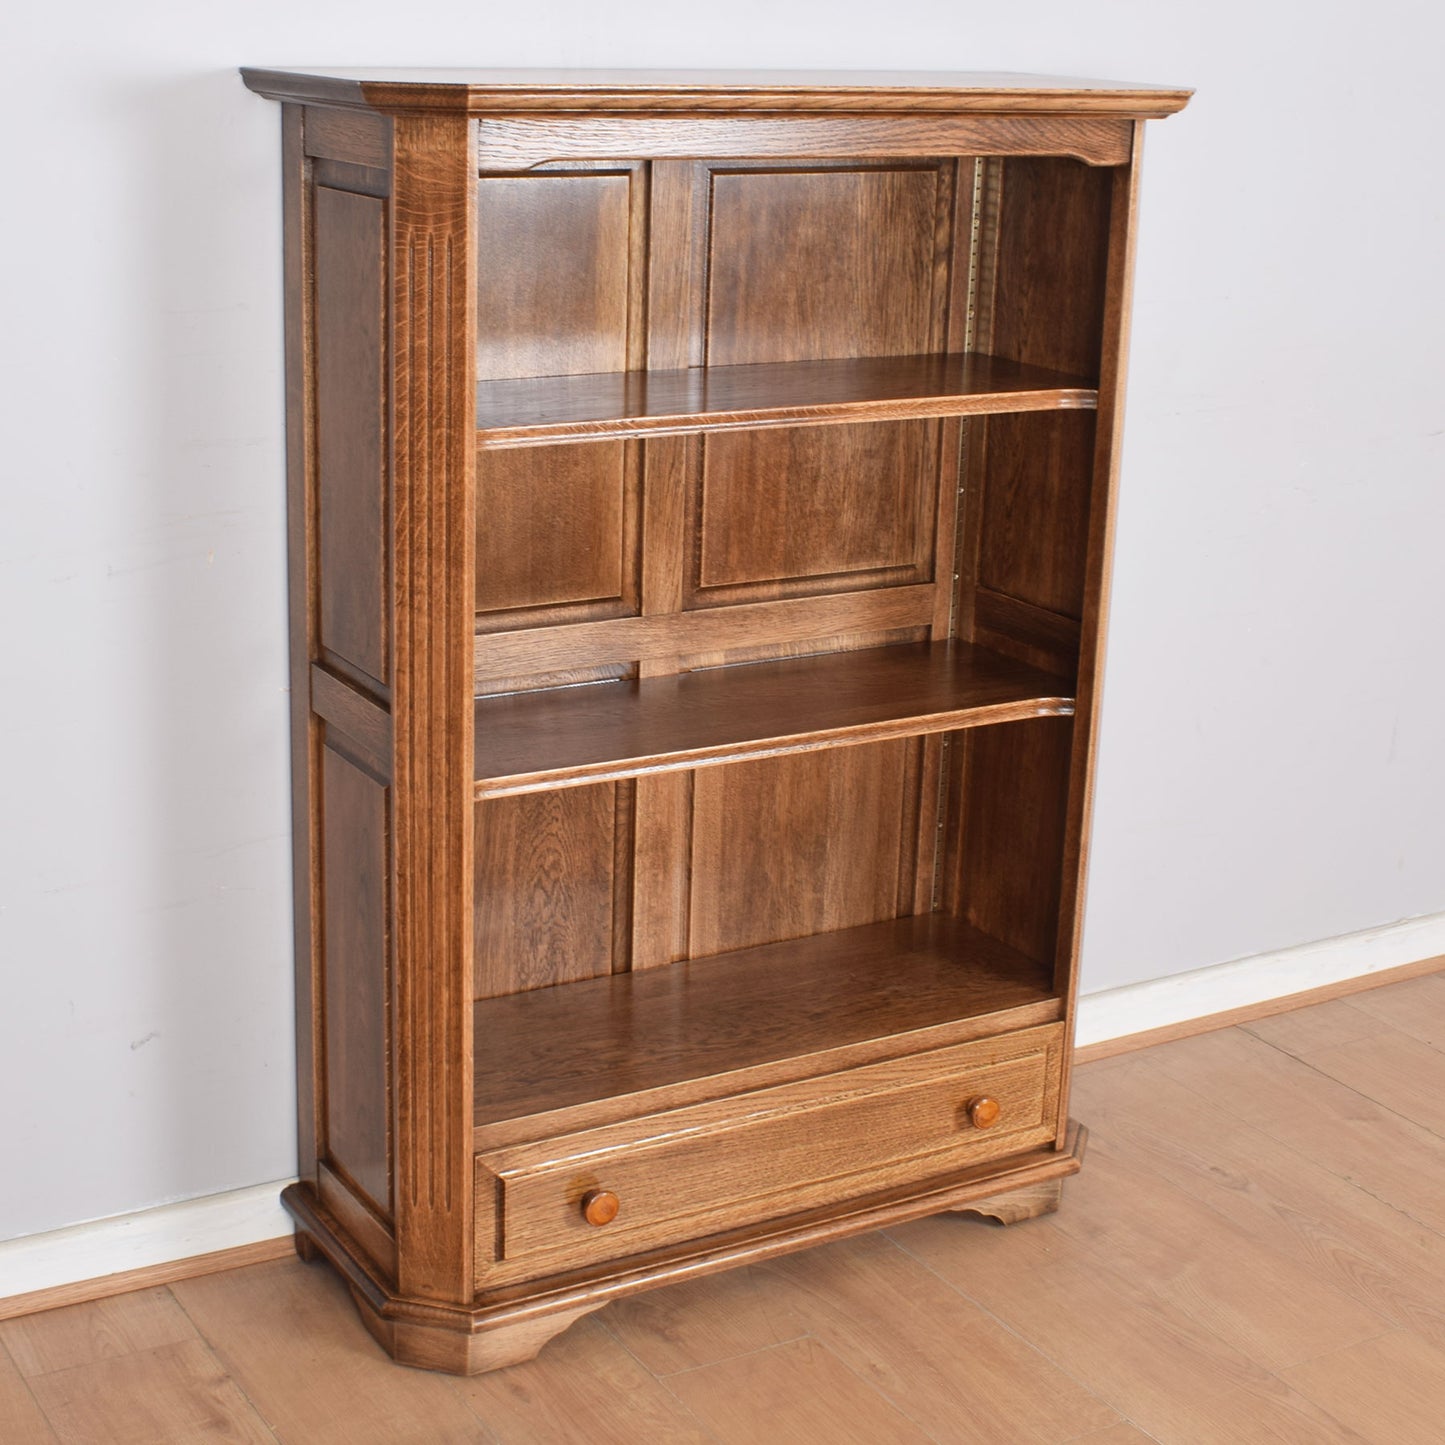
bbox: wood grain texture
[172,1260,490,1444]
[687,742,912,956]
[24,1340,275,1445]
[667,1335,935,1444]
[473,784,620,998]
[474,115,1136,168]
[1048,140,1145,1138]
[241,66,1193,117]
[475,171,636,381]
[0,1241,295,1326]
[1140,1027,1445,1237]
[451,1314,714,1443]
[472,912,1059,1135]
[0,1288,197,1378]
[708,167,940,365]
[893,1211,1365,1444]
[315,184,388,685]
[309,663,392,770]
[692,420,932,595]
[950,716,1073,966]
[478,353,1094,449]
[317,1163,398,1281]
[281,103,323,1197]
[0,1349,54,1444]
[478,1026,1062,1276]
[303,104,391,167]
[755,1232,1119,1443]
[387,114,477,1304]
[473,583,936,679]
[475,441,636,618]
[31,974,1445,1435]
[473,642,1073,797]
[320,746,391,1215]
[1047,1135,1391,1373]
[245,71,1193,1376]
[1283,1331,1445,1445]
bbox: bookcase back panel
[703,166,946,365]
[475,441,641,622]
[475,170,643,381]
[474,782,629,999]
[690,421,936,601]
[688,741,921,957]
[314,184,389,687]
[470,739,940,997]
[319,745,392,1218]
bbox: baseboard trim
[1076,910,1445,1063]
[0,1180,295,1321]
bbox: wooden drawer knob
[966,1096,1001,1130]
[581,1189,620,1227]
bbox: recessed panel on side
[474,783,627,999]
[688,740,919,958]
[320,744,391,1217]
[315,185,388,685]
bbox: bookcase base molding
[240,65,1187,1375]
[287,1123,1086,1375]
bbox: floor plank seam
[879,1225,1127,1430]
[746,1310,954,1445]
[161,1282,286,1444]
[1232,1028,1445,1160]
[1117,1049,1445,1244]
[587,1313,731,1445]
[0,1331,58,1441]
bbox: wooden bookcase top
[240,66,1192,117]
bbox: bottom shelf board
[472,913,1060,1138]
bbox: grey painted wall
[3,0,1442,1242]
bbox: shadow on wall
[116,67,296,1222]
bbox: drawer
[475,1023,1063,1278]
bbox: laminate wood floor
[4,968,1443,1444]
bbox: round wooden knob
[581,1189,620,1227]
[966,1096,1001,1130]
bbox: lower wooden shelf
[472,912,1060,1143]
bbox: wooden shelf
[475,352,1097,449]
[472,913,1061,1138]
[474,641,1074,798]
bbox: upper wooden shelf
[475,352,1096,449]
[474,641,1073,798]
[472,911,1061,1140]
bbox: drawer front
[476,1023,1063,1277]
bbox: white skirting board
[3,910,1443,1306]
[1076,909,1445,1049]
[0,1180,294,1303]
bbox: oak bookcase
[240,67,1190,1373]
